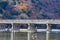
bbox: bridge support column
[46,24,51,40]
[28,24,37,40]
[28,23,31,40]
[11,23,14,40]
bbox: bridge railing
[0,20,60,40]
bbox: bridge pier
[28,24,37,40]
[46,24,51,40]
[11,23,14,40]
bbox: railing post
[11,23,14,40]
[28,24,37,40]
[46,24,51,40]
[28,23,31,40]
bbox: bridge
[0,19,60,40]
